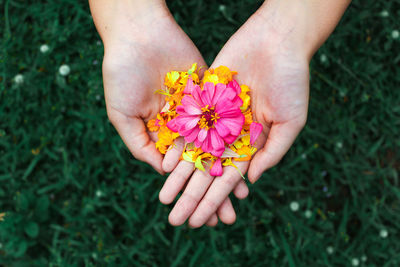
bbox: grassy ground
[1,0,400,266]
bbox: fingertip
[233,180,249,199]
[221,212,236,225]
[205,214,219,227]
[162,159,175,173]
[159,190,173,205]
[168,212,185,227]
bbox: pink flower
[250,122,263,145]
[210,158,223,176]
[167,78,244,157]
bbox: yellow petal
[182,151,195,163]
[195,156,205,171]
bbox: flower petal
[191,84,204,106]
[201,82,215,106]
[210,128,225,156]
[250,122,263,145]
[181,95,202,115]
[183,78,195,94]
[212,83,227,105]
[218,115,244,136]
[184,127,200,143]
[201,133,212,153]
[175,115,200,128]
[223,134,238,144]
[184,116,200,130]
[166,118,179,132]
[210,158,223,176]
[198,128,208,142]
[214,119,230,137]
[227,80,241,95]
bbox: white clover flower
[392,30,399,39]
[301,153,307,159]
[320,54,328,63]
[219,4,226,12]
[290,201,299,212]
[352,258,359,266]
[96,190,103,197]
[380,229,388,238]
[380,10,389,17]
[59,64,71,76]
[326,246,334,254]
[304,210,312,218]
[96,40,102,46]
[40,44,49,53]
[14,74,24,84]
[95,94,101,101]
[336,141,343,149]
[361,255,367,262]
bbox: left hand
[163,0,311,228]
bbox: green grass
[1,0,400,266]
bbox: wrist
[90,0,169,48]
[257,0,350,61]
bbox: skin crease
[89,0,247,226]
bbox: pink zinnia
[167,78,245,157]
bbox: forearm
[259,0,351,60]
[89,0,167,47]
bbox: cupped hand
[99,4,205,174]
[164,1,311,228]
[90,1,248,226]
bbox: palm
[211,12,309,181]
[101,11,205,173]
[103,14,205,121]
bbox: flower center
[199,105,220,129]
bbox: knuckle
[202,198,218,211]
[221,175,240,188]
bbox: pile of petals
[147,63,262,177]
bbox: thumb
[108,108,165,175]
[248,120,304,183]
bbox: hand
[90,0,248,226]
[165,0,313,228]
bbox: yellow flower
[234,145,257,161]
[147,119,159,132]
[203,70,219,85]
[187,63,197,75]
[156,126,180,154]
[182,147,214,171]
[0,212,5,221]
[164,71,180,88]
[239,85,251,111]
[214,65,237,84]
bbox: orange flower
[214,65,237,84]
[147,119,159,132]
[155,126,180,154]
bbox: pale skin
[90,0,351,227]
[89,0,249,226]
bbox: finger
[159,160,194,204]
[233,180,249,200]
[108,108,164,174]
[247,120,304,184]
[162,137,185,173]
[168,169,214,226]
[148,131,158,142]
[205,213,218,227]
[216,197,236,225]
[188,161,249,228]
